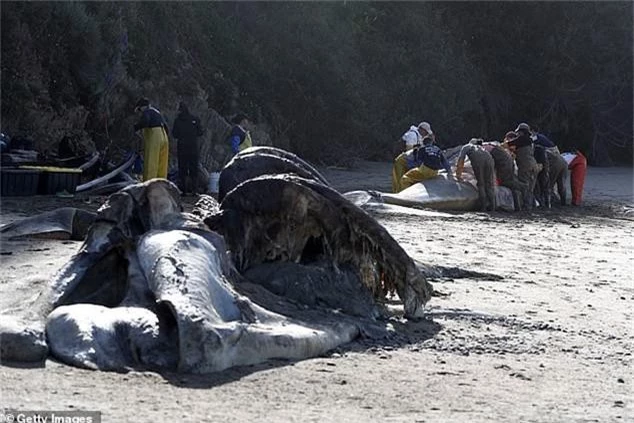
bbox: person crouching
[392,136,452,192]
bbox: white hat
[418,121,433,135]
[515,122,531,132]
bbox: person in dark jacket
[533,132,560,154]
[172,102,203,194]
[516,122,561,155]
[399,136,453,191]
[134,97,170,181]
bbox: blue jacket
[230,125,247,154]
[406,144,451,173]
[533,133,556,149]
[419,144,452,173]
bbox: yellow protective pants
[238,131,253,152]
[142,127,169,181]
[391,153,409,193]
[400,165,438,190]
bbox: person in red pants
[561,150,587,206]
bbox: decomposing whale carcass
[211,173,431,318]
[0,207,96,240]
[0,148,434,373]
[217,146,331,201]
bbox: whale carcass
[0,149,433,373]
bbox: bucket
[208,172,220,194]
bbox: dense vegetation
[1,2,632,166]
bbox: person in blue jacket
[229,113,252,155]
[517,122,561,154]
[396,136,453,191]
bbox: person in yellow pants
[391,152,410,193]
[134,97,169,181]
[400,164,439,190]
[391,136,452,192]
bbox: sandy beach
[0,163,632,422]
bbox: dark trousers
[178,141,199,194]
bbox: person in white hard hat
[399,121,435,152]
[417,121,434,141]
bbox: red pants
[568,151,587,206]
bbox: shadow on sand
[158,316,443,389]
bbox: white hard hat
[418,121,433,135]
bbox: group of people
[392,121,587,211]
[133,97,252,194]
[133,99,587,209]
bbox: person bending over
[399,136,452,191]
[456,138,496,211]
